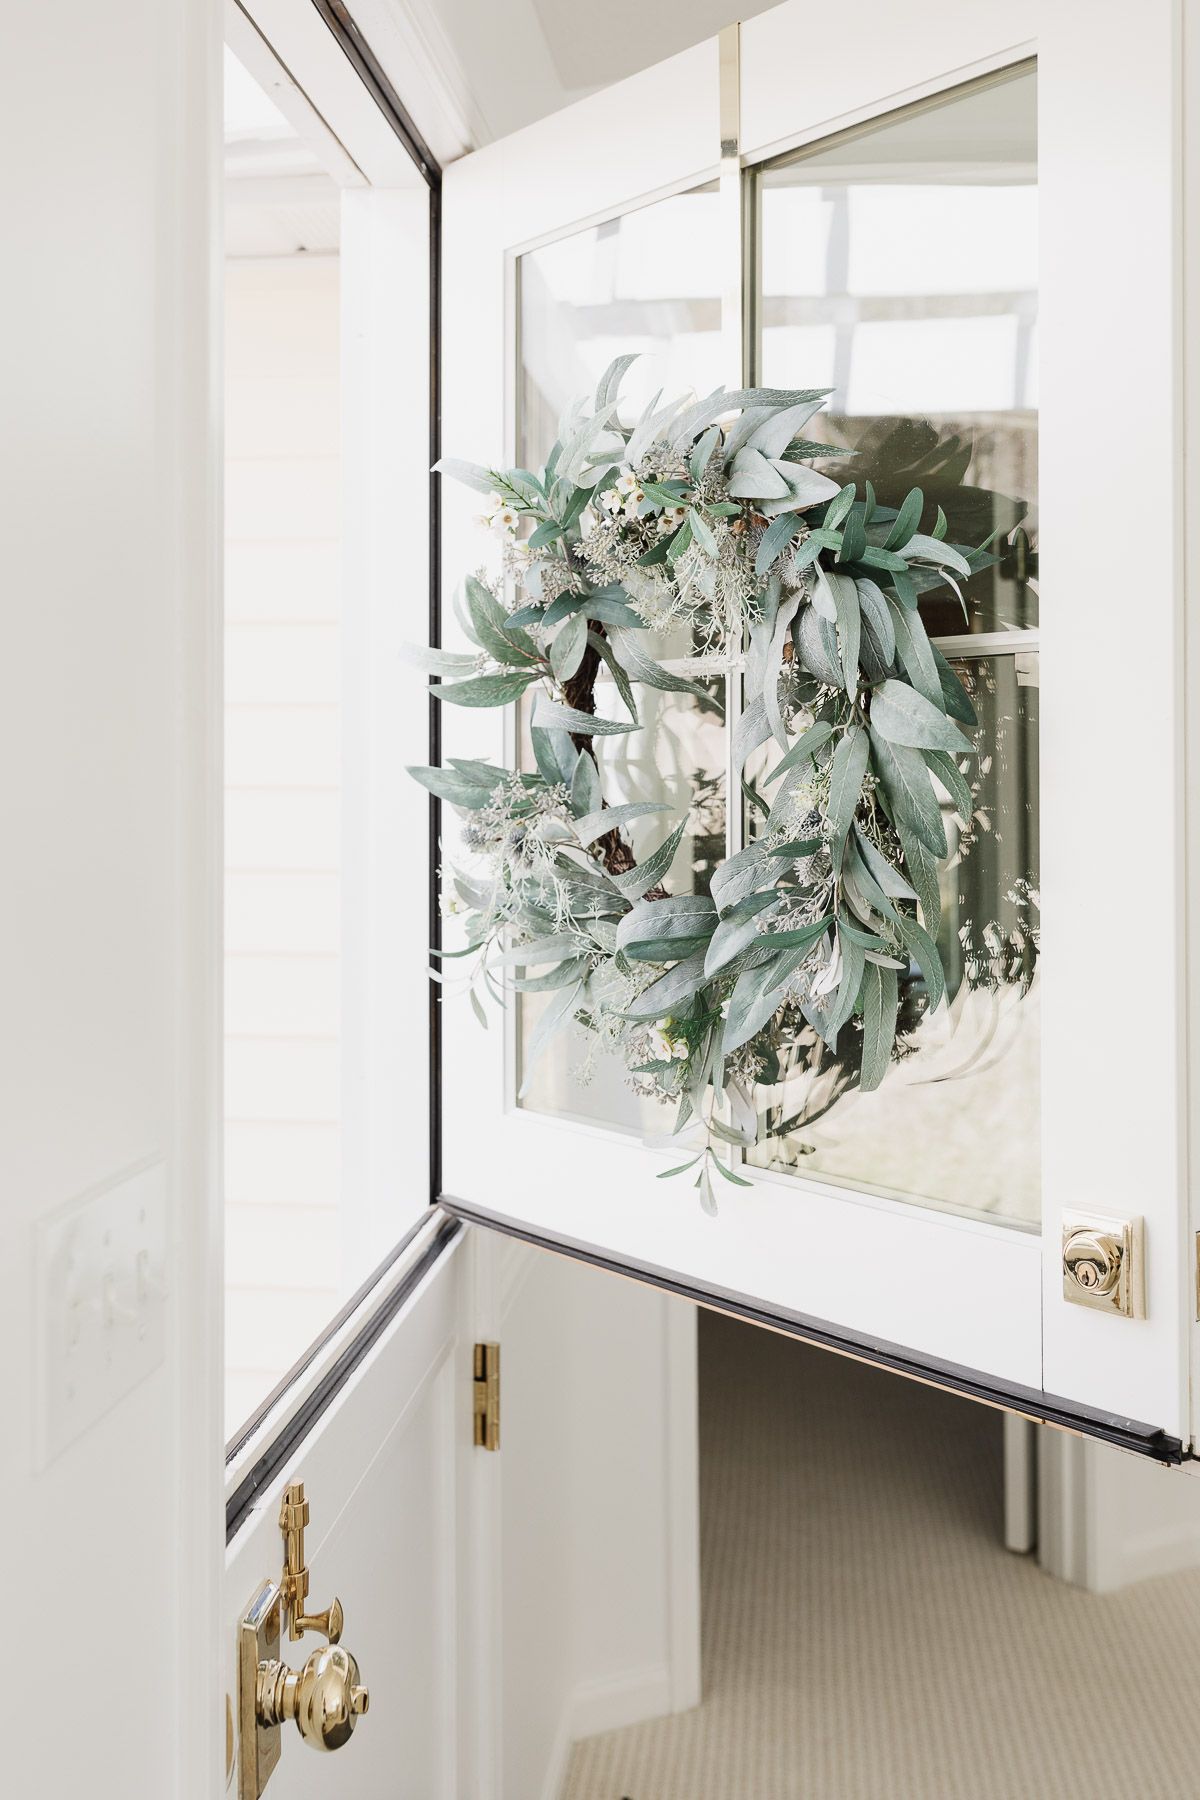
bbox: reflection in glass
[759,66,1037,637]
[223,45,346,1433]
[518,185,722,460]
[518,681,726,1130]
[749,657,1040,1225]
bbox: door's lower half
[224,1220,491,1800]
[222,1214,702,1800]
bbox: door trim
[440,1199,1185,1464]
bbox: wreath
[411,357,998,1210]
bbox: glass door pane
[223,43,432,1435]
[751,65,1040,1224]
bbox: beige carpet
[561,1310,1200,1800]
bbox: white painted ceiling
[225,1,783,255]
[345,0,782,157]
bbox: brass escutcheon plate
[1062,1210,1143,1319]
[239,1581,283,1800]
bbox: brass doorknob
[256,1643,370,1753]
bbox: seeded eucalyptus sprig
[411,358,993,1199]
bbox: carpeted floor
[561,1310,1200,1800]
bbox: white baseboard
[1098,1518,1200,1591]
[1038,1427,1200,1593]
[539,1665,674,1800]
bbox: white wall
[224,253,344,1429]
[498,1242,700,1800]
[1,1,223,1794]
[1039,1429,1200,1594]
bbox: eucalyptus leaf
[570,750,601,818]
[728,446,791,499]
[886,596,942,709]
[795,603,843,688]
[761,719,833,787]
[826,724,870,855]
[895,912,946,1011]
[608,628,714,700]
[621,949,709,1020]
[895,820,941,935]
[550,611,588,682]
[533,694,639,737]
[932,646,979,727]
[871,734,948,858]
[883,486,923,550]
[869,680,972,753]
[594,352,638,411]
[615,894,716,960]
[859,963,899,1092]
[923,748,974,825]
[574,801,670,846]
[612,818,688,900]
[432,671,538,708]
[435,455,499,496]
[827,570,861,694]
[755,511,802,576]
[530,725,578,790]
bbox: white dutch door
[438,0,1194,1451]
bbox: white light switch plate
[36,1159,168,1466]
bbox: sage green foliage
[412,359,991,1188]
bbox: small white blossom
[623,490,646,518]
[492,505,520,533]
[616,469,639,495]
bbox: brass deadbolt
[1062,1211,1143,1318]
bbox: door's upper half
[438,2,1193,1444]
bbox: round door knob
[257,1643,370,1753]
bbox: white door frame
[439,1,1198,1449]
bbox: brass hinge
[473,1342,500,1451]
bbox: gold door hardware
[238,1482,369,1799]
[256,1642,369,1750]
[473,1341,500,1450]
[279,1480,343,1642]
[1062,1210,1144,1318]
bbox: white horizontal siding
[225,252,343,1433]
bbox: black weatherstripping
[226,1217,462,1542]
[309,0,441,182]
[438,1199,1186,1465]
